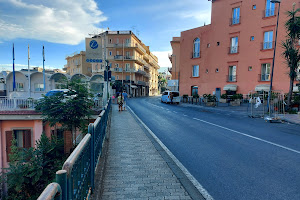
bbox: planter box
[206,102,216,107]
[219,98,227,103]
[230,100,241,106]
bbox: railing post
[88,123,95,192]
[56,170,67,200]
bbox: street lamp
[266,0,281,121]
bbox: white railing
[0,97,105,111]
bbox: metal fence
[37,99,112,200]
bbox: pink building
[171,0,300,97]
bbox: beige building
[87,30,160,97]
[64,51,92,76]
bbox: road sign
[85,37,103,63]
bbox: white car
[161,91,180,104]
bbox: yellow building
[64,51,92,76]
[87,31,160,97]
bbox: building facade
[171,0,300,97]
[87,31,160,97]
[64,51,92,76]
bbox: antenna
[131,26,136,34]
[136,30,140,37]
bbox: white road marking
[128,106,214,200]
[192,117,300,154]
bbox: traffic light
[104,70,111,81]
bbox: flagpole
[43,45,45,91]
[28,44,31,97]
[12,43,16,91]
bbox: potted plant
[204,94,216,106]
[230,93,243,106]
[219,94,227,103]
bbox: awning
[223,84,237,91]
[293,86,299,92]
[130,85,138,89]
[255,84,270,92]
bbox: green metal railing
[37,99,112,200]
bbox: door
[216,88,221,101]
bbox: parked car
[42,89,77,99]
[161,91,180,104]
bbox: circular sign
[90,40,98,49]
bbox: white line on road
[128,106,214,200]
[192,118,300,154]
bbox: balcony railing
[191,52,200,59]
[113,68,123,72]
[227,75,237,82]
[263,8,276,18]
[228,46,239,54]
[114,55,123,60]
[124,56,134,60]
[259,74,270,81]
[230,17,241,26]
[261,41,274,50]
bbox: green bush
[193,94,199,98]
[183,94,188,98]
[221,94,227,99]
[3,133,65,200]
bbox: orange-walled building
[171,0,300,97]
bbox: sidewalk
[98,104,192,200]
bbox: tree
[282,3,300,109]
[35,79,94,148]
[3,134,64,200]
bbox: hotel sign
[85,38,103,63]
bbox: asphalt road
[127,97,300,200]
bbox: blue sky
[0,0,211,72]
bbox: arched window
[193,38,200,58]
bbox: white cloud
[152,50,172,70]
[180,10,211,24]
[0,0,107,45]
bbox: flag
[12,43,16,91]
[28,44,30,60]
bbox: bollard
[56,170,67,200]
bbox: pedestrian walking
[122,90,128,110]
[117,92,124,111]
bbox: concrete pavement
[96,104,193,200]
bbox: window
[217,42,220,46]
[253,5,256,10]
[215,68,219,73]
[115,63,119,68]
[126,75,130,80]
[193,38,200,58]
[250,36,255,41]
[191,86,198,96]
[126,51,130,58]
[263,31,273,49]
[125,38,130,44]
[109,39,112,43]
[125,63,130,71]
[6,129,31,161]
[230,37,238,53]
[207,43,210,48]
[232,7,240,25]
[109,51,112,56]
[228,66,237,82]
[116,38,119,44]
[265,0,275,17]
[192,65,199,77]
[206,69,209,73]
[248,66,253,71]
[261,63,271,81]
[34,83,44,91]
[16,82,24,91]
[116,75,119,80]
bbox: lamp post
[171,54,177,91]
[266,0,281,120]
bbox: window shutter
[23,129,31,148]
[6,131,13,162]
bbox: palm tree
[282,3,300,109]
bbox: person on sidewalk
[117,92,124,111]
[122,90,128,110]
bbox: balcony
[114,55,123,60]
[230,17,241,26]
[227,75,237,82]
[124,56,134,60]
[228,46,239,54]
[134,43,146,54]
[136,69,146,76]
[191,52,200,59]
[261,42,274,50]
[113,68,123,72]
[144,54,149,61]
[258,74,270,81]
[263,8,276,18]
